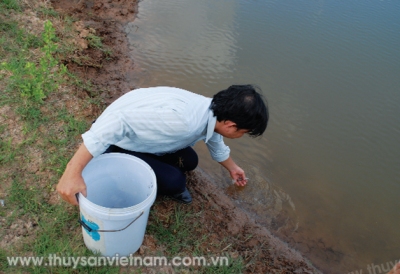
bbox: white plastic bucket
[78,153,157,257]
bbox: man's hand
[57,172,87,206]
[388,262,400,274]
[219,156,248,186]
[57,143,93,205]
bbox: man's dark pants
[103,145,198,195]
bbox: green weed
[1,20,66,101]
[8,178,43,215]
[0,20,17,33]
[202,256,244,274]
[87,33,103,49]
[87,33,112,56]
[0,248,8,272]
[0,0,21,11]
[37,7,59,17]
[147,204,198,254]
[0,138,16,164]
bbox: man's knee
[156,169,186,195]
[180,147,198,171]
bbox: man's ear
[224,120,237,128]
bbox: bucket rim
[79,153,157,216]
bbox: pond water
[124,0,400,272]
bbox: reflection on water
[125,0,400,272]
[124,0,240,92]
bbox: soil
[50,0,139,104]
[186,171,320,273]
[50,0,322,273]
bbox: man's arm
[219,156,247,186]
[57,143,93,205]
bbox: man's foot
[169,188,192,204]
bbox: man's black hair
[210,84,269,137]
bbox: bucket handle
[76,193,144,233]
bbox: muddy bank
[50,0,321,272]
[187,171,321,273]
[50,0,139,103]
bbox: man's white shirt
[82,86,230,162]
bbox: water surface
[125,0,400,272]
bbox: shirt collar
[205,108,216,143]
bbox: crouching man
[57,85,269,205]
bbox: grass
[0,1,246,273]
[1,19,64,101]
[0,1,110,272]
[147,204,202,254]
[146,202,245,273]
[86,33,113,57]
[0,0,21,10]
[0,138,16,164]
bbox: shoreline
[50,0,321,272]
[187,169,321,273]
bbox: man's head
[210,84,269,138]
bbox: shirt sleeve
[81,112,128,157]
[206,132,230,162]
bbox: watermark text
[348,259,399,274]
[7,254,230,268]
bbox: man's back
[83,87,215,157]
